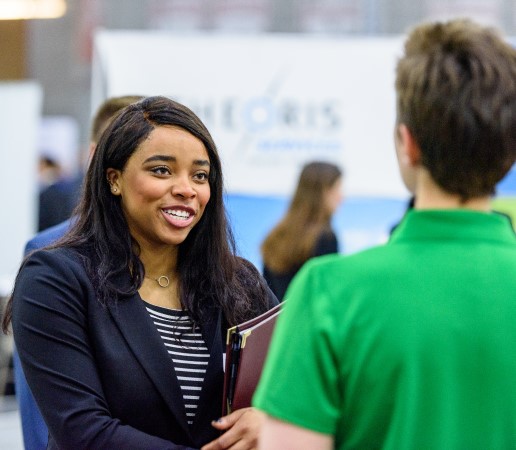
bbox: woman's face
[107,125,211,250]
[325,177,344,214]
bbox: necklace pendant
[157,275,170,288]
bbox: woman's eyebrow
[193,159,210,167]
[142,155,210,167]
[143,154,175,163]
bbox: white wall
[0,82,42,296]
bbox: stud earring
[112,187,118,193]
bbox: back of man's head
[90,95,144,144]
[396,19,516,200]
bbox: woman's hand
[201,407,265,450]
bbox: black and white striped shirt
[144,302,209,426]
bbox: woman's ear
[106,168,121,195]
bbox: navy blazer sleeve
[12,250,196,450]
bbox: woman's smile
[161,205,196,228]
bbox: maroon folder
[222,302,283,416]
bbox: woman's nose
[172,175,196,198]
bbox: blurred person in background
[254,19,516,449]
[37,160,80,232]
[37,155,62,188]
[260,161,343,301]
[37,150,80,232]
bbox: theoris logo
[173,96,343,133]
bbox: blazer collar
[107,292,193,439]
[107,288,224,443]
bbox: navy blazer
[12,247,277,449]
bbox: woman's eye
[151,166,170,175]
[194,172,209,181]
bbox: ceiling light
[0,0,67,20]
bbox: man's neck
[413,170,491,212]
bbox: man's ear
[397,123,422,167]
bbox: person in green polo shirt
[253,18,516,450]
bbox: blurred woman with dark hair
[261,161,343,300]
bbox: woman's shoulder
[27,244,84,261]
[234,256,260,275]
[23,246,88,276]
[313,227,339,256]
[233,256,265,285]
[12,246,94,332]
[235,257,279,308]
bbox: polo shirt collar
[390,209,516,245]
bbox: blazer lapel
[190,308,225,437]
[107,293,192,439]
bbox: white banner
[92,31,408,198]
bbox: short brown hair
[396,19,516,200]
[90,95,143,143]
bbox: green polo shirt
[254,209,516,449]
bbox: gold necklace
[145,275,171,288]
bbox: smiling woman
[2,96,278,450]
